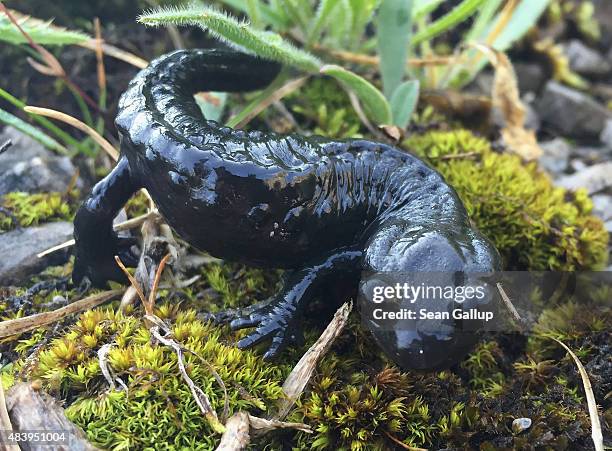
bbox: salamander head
[362,225,502,370]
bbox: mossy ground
[0,190,77,231]
[2,79,610,450]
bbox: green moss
[21,304,288,450]
[124,191,151,218]
[403,129,609,270]
[1,191,77,231]
[287,78,362,139]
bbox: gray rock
[600,119,612,149]
[591,194,612,221]
[0,221,73,286]
[539,138,570,175]
[569,159,588,173]
[565,40,611,76]
[0,126,81,195]
[535,81,612,139]
[514,62,546,94]
[556,162,612,194]
[571,145,612,163]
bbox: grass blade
[321,64,392,124]
[412,0,445,20]
[411,0,487,46]
[0,10,88,45]
[138,5,321,73]
[488,0,550,51]
[390,79,420,128]
[0,107,67,154]
[307,0,342,45]
[0,87,86,153]
[463,0,504,43]
[376,0,413,98]
[216,0,289,28]
[348,0,381,50]
[448,0,550,87]
[195,92,228,123]
[245,0,263,28]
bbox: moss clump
[196,262,282,312]
[21,303,288,450]
[287,78,362,139]
[0,191,76,231]
[291,362,471,450]
[404,129,609,270]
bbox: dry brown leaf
[470,43,543,161]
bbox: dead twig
[215,412,311,451]
[0,6,102,114]
[0,139,12,155]
[0,365,19,451]
[552,338,603,451]
[79,40,148,69]
[276,301,352,420]
[496,282,524,328]
[383,430,427,451]
[497,285,603,451]
[248,415,311,435]
[37,210,160,258]
[93,18,107,108]
[347,92,386,140]
[0,289,122,339]
[216,412,250,451]
[233,77,308,129]
[147,314,225,433]
[98,343,127,392]
[6,383,98,450]
[23,106,119,160]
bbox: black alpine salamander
[73,49,501,369]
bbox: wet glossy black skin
[73,49,501,369]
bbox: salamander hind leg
[73,157,142,288]
[221,250,362,359]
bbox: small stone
[565,40,611,77]
[591,195,612,221]
[539,138,571,175]
[514,62,546,94]
[556,162,612,194]
[535,81,612,139]
[600,119,612,149]
[569,159,588,173]
[512,417,532,434]
[572,145,612,163]
[0,126,81,195]
[0,221,73,286]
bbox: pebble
[0,221,73,286]
[556,162,612,194]
[565,40,611,77]
[539,138,570,175]
[535,81,612,139]
[591,194,612,221]
[512,417,532,434]
[0,126,81,195]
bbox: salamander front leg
[72,157,141,287]
[228,250,362,359]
